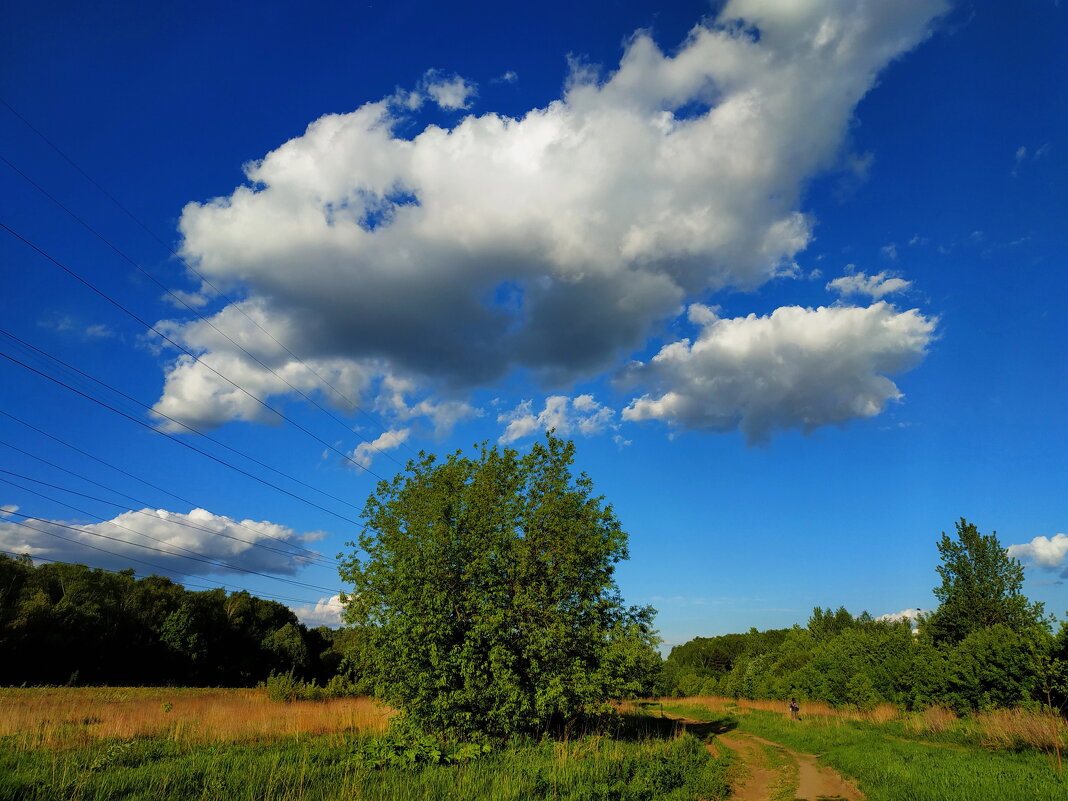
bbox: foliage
[339,433,659,740]
[945,624,1045,712]
[660,520,1064,716]
[350,717,494,768]
[0,555,342,687]
[924,518,1045,646]
[262,671,362,702]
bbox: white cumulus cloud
[157,0,945,439]
[1007,533,1068,572]
[291,594,345,627]
[0,506,326,577]
[621,302,936,444]
[498,394,616,444]
[422,69,478,110]
[876,607,930,623]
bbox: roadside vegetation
[659,520,1068,721]
[649,696,1067,801]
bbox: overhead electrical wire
[0,407,347,566]
[0,478,337,592]
[0,96,417,461]
[0,506,343,594]
[0,328,370,517]
[0,219,398,485]
[0,547,334,607]
[0,100,434,588]
[0,460,339,568]
[1,152,408,471]
[2,407,203,508]
[0,346,364,530]
[2,519,341,605]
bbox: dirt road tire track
[717,731,864,801]
[665,715,864,801]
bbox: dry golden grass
[0,687,394,750]
[658,695,899,725]
[974,707,1068,751]
[904,704,957,736]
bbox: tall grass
[658,694,898,724]
[0,687,392,749]
[0,688,731,801]
[0,726,729,801]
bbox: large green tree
[924,518,1045,646]
[338,434,658,740]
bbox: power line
[1,507,343,594]
[0,407,348,561]
[0,548,336,607]
[2,407,213,509]
[0,476,336,587]
[0,94,416,459]
[0,460,338,568]
[0,346,364,530]
[1,152,407,470]
[0,219,397,484]
[0,438,173,511]
[0,328,371,517]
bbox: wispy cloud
[498,394,616,444]
[827,270,911,300]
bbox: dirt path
[670,717,864,801]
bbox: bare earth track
[669,717,864,801]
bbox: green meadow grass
[734,709,1066,801]
[0,729,730,801]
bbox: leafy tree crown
[338,433,658,739]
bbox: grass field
[0,688,731,801]
[654,696,1068,801]
[0,687,392,748]
[4,688,1066,800]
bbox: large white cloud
[158,0,945,436]
[621,302,936,444]
[0,506,327,577]
[1008,533,1068,576]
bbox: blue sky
[1,0,1065,648]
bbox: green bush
[262,671,361,702]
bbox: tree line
[0,555,349,686]
[5,433,1064,746]
[660,520,1068,714]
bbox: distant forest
[0,554,350,687]
[659,521,1068,714]
[660,608,1068,713]
[4,518,1066,720]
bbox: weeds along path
[669,716,864,801]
